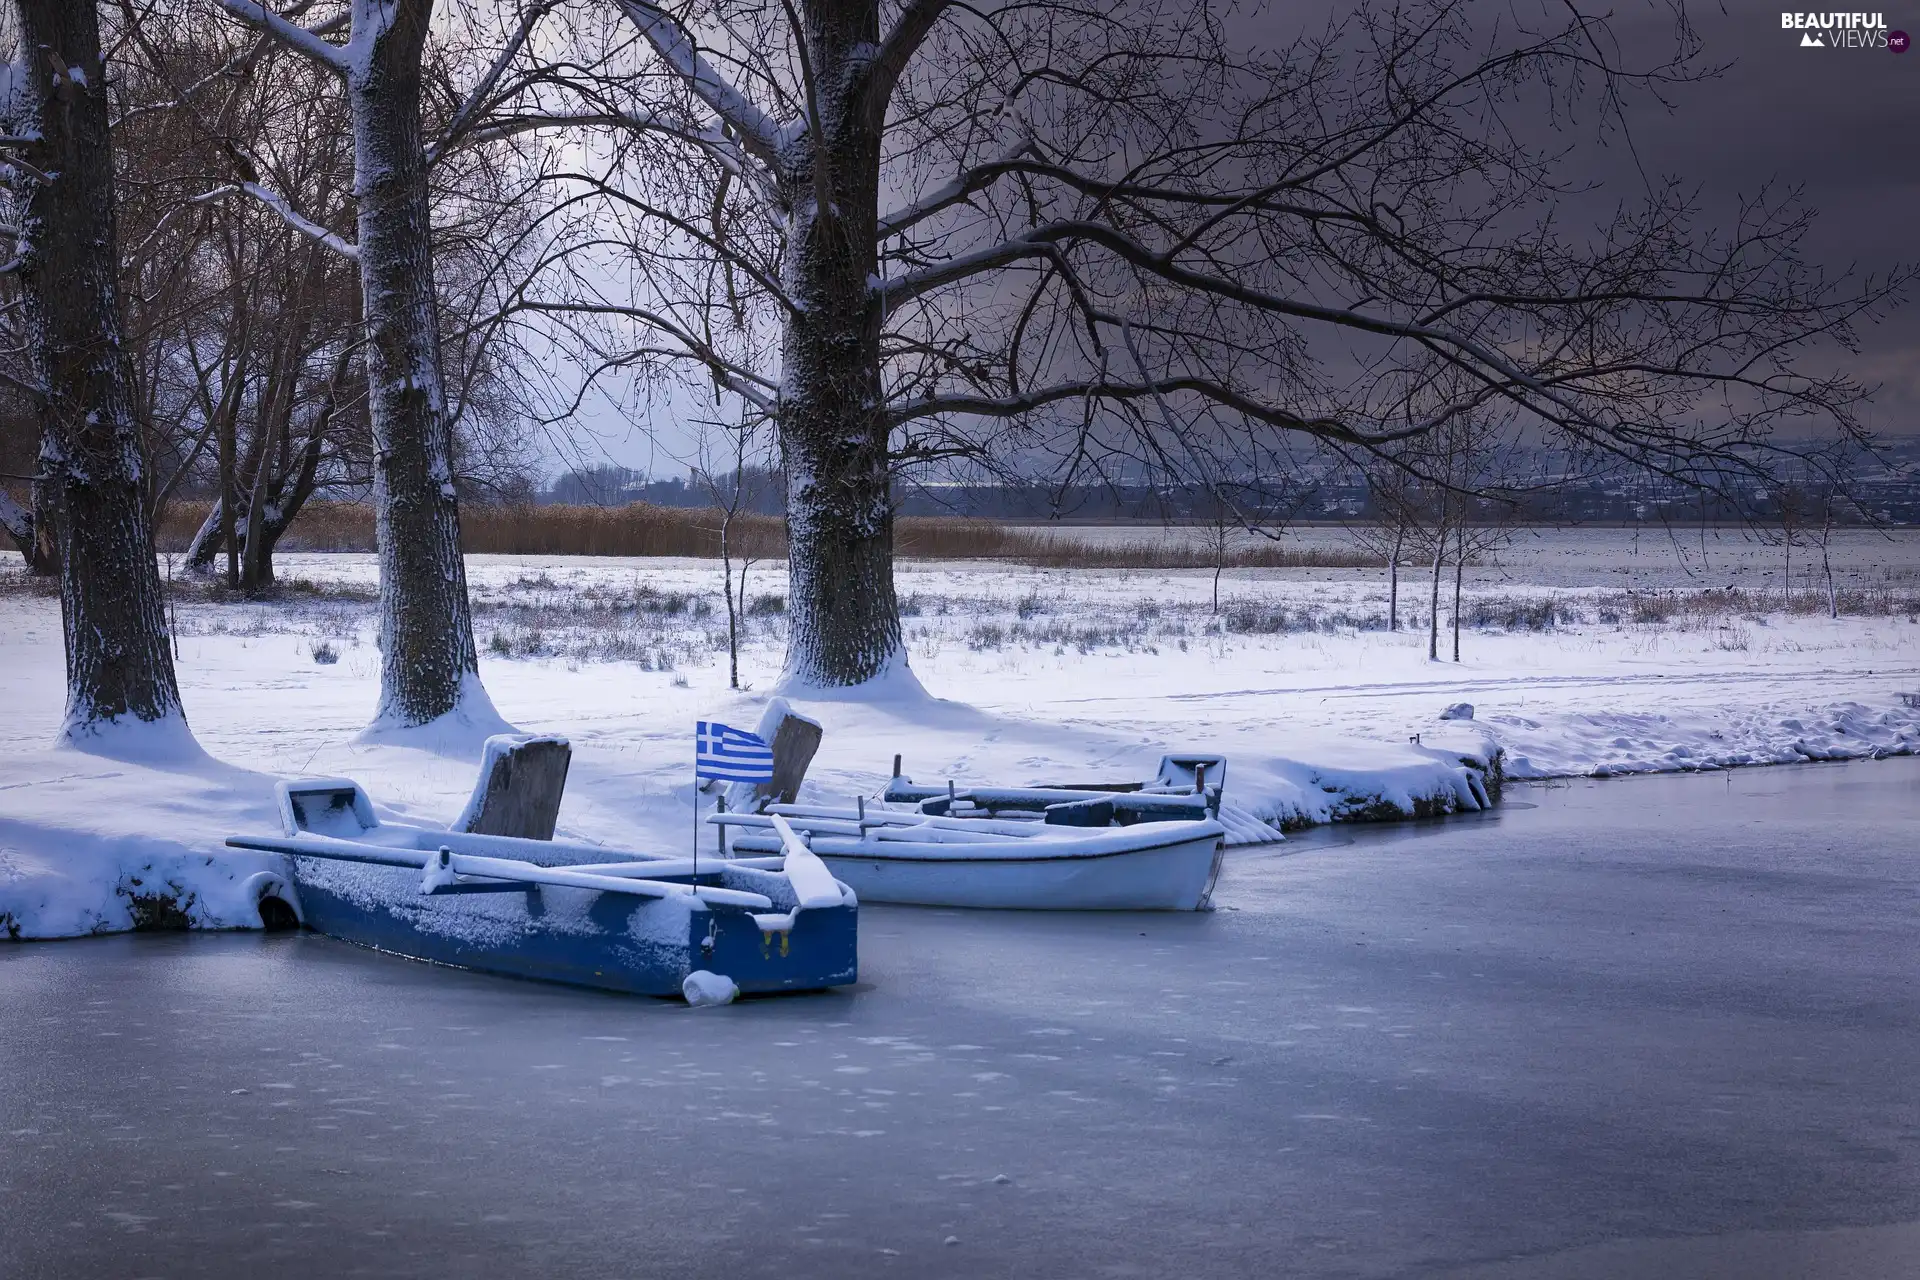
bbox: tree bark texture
[350,0,482,724]
[775,0,904,689]
[14,0,185,732]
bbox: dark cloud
[1614,2,1920,429]
[1534,1,1918,430]
[1244,1,1920,432]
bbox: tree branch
[857,0,954,130]
[508,299,779,410]
[611,0,786,168]
[212,0,350,75]
[192,183,360,260]
[877,138,1036,239]
[428,0,564,164]
[884,376,1415,452]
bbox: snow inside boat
[883,752,1226,825]
[717,805,1226,911]
[226,779,857,997]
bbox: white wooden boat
[716,805,1226,911]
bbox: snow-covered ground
[2,532,1917,939]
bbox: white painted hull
[809,825,1225,911]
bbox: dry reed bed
[150,500,1381,569]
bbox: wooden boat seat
[455,734,572,840]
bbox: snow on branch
[213,0,351,75]
[612,0,784,166]
[877,138,1036,239]
[193,183,359,260]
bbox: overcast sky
[1604,0,1919,432]
[577,0,1920,481]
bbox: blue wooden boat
[226,779,857,997]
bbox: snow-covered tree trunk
[0,488,32,562]
[350,0,483,725]
[193,426,323,584]
[184,500,222,572]
[13,0,186,738]
[774,0,906,690]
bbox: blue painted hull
[289,855,857,997]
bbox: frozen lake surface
[5,758,1918,1278]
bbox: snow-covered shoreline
[2,547,1915,940]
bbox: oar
[713,812,1028,844]
[755,805,1047,839]
[766,815,849,910]
[226,834,773,910]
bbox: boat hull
[288,855,857,996]
[813,829,1225,911]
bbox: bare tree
[1817,490,1840,620]
[484,0,1903,694]
[206,0,564,726]
[1199,486,1233,615]
[1422,490,1449,663]
[113,23,371,587]
[1350,466,1423,632]
[1770,482,1811,604]
[697,422,774,689]
[3,0,187,741]
[1440,420,1524,662]
[1187,470,1308,613]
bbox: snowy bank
[1227,727,1500,833]
[0,744,288,939]
[1487,699,1920,779]
[4,552,1918,940]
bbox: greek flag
[695,721,775,783]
